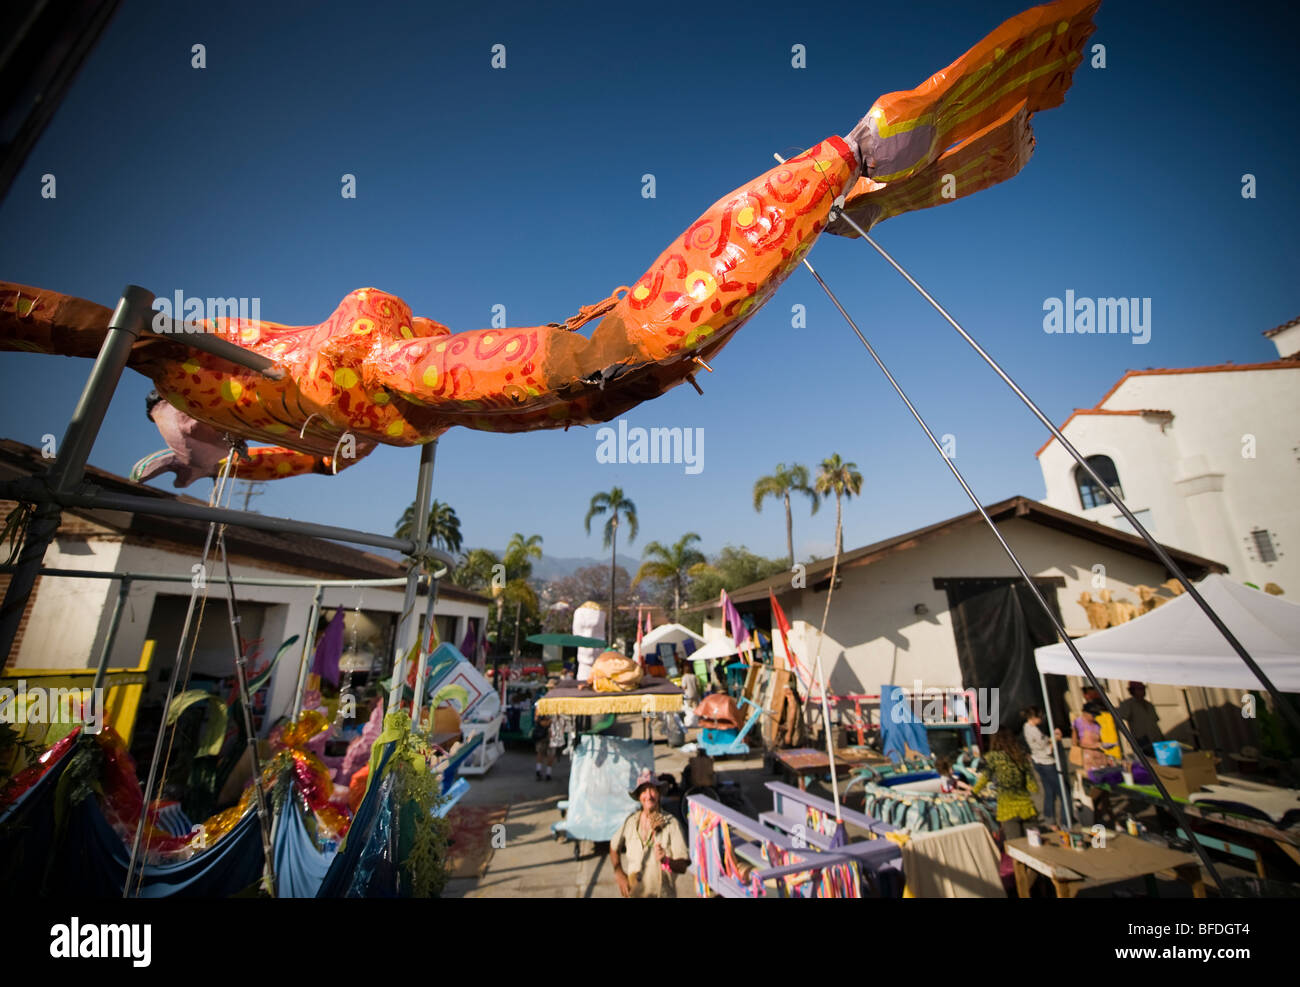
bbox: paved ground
[443,717,772,899]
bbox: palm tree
[814,454,863,556]
[395,499,463,565]
[753,463,819,567]
[504,532,543,582]
[584,487,638,645]
[634,533,706,623]
[452,548,500,590]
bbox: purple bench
[686,794,861,898]
[763,781,903,893]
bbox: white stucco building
[1036,333,1299,596]
[0,439,490,737]
[692,497,1237,746]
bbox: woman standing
[971,726,1039,839]
[1021,706,1066,827]
[1072,701,1119,826]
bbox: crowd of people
[960,681,1166,840]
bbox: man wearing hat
[1116,681,1164,754]
[609,768,689,898]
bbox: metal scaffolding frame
[0,284,449,897]
[0,285,448,665]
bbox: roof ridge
[1035,359,1298,457]
[693,495,1225,608]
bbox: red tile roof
[1264,316,1299,338]
[1035,359,1299,457]
[682,495,1227,610]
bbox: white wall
[16,538,487,729]
[14,536,123,669]
[1040,367,1300,594]
[1268,324,1300,358]
[712,518,1179,699]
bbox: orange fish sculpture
[0,0,1098,485]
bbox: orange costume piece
[0,0,1097,484]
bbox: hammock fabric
[534,677,683,716]
[0,709,352,896]
[0,0,1096,485]
[317,742,398,898]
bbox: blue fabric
[880,685,931,762]
[0,743,75,891]
[316,741,396,898]
[153,802,194,837]
[345,769,398,897]
[439,733,481,796]
[1,741,265,897]
[563,735,654,842]
[273,788,336,898]
[65,797,264,897]
[1034,763,1064,823]
[434,777,469,818]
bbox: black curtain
[943,579,1064,731]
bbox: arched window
[1075,455,1123,509]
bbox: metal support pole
[292,584,325,721]
[0,285,153,662]
[217,530,276,895]
[145,313,283,379]
[125,454,236,897]
[37,486,424,556]
[90,576,131,696]
[389,441,437,713]
[837,210,1300,737]
[800,249,1227,892]
[411,576,439,729]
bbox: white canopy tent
[634,622,705,662]
[1033,575,1300,830]
[688,636,753,664]
[1034,574,1300,690]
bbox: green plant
[634,533,705,622]
[753,463,819,567]
[585,487,638,645]
[387,713,451,897]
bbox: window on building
[1075,455,1123,510]
[1251,529,1278,563]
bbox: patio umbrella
[525,633,609,649]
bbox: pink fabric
[721,590,749,657]
[134,396,230,487]
[336,699,384,783]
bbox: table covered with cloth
[534,677,683,716]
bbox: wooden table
[773,747,891,790]
[1006,833,1205,899]
[1099,780,1300,878]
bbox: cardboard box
[1152,750,1218,799]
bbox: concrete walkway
[443,720,770,899]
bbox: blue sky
[2,0,1296,564]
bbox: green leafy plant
[386,713,451,897]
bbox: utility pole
[238,480,266,513]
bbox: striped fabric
[150,800,195,838]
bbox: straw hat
[629,768,667,799]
